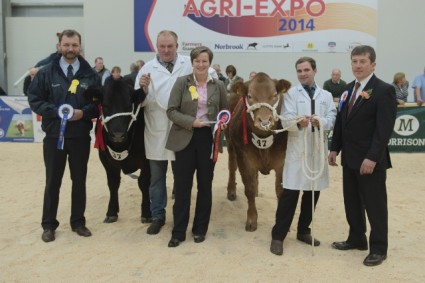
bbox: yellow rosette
[68,79,79,94]
[189,85,199,100]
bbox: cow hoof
[227,193,236,201]
[245,223,257,232]
[104,216,118,223]
[141,217,153,224]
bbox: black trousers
[342,166,388,255]
[42,136,91,230]
[272,189,320,241]
[172,128,214,241]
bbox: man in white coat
[270,57,337,255]
[135,30,217,235]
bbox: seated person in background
[248,71,257,81]
[212,64,226,82]
[412,67,425,106]
[392,72,409,105]
[224,64,243,93]
[323,68,346,102]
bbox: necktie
[67,65,74,81]
[305,86,315,99]
[347,81,361,114]
[166,62,173,73]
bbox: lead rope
[277,114,325,256]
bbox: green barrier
[225,104,425,152]
[327,103,425,153]
[389,104,425,152]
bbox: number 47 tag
[251,133,274,149]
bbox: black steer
[86,79,151,223]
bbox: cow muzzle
[110,132,126,143]
[255,116,273,131]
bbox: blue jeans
[149,160,169,221]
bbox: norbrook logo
[214,44,243,50]
[389,114,425,146]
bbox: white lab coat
[134,54,218,161]
[135,54,193,160]
[281,84,337,191]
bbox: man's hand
[310,116,320,127]
[360,158,376,175]
[297,116,309,128]
[328,151,338,166]
[139,73,150,94]
[69,109,83,121]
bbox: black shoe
[141,217,153,224]
[104,216,118,223]
[332,241,368,251]
[147,219,165,235]
[72,226,92,237]
[297,233,320,246]
[41,229,55,243]
[270,239,283,256]
[193,235,205,243]
[168,238,182,248]
[363,254,387,266]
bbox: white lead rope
[276,114,326,256]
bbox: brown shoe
[297,233,320,246]
[41,229,55,243]
[72,226,92,237]
[270,239,283,256]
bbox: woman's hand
[193,119,208,128]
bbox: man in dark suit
[328,45,397,266]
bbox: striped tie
[347,82,361,114]
[166,62,173,73]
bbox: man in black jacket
[28,29,100,243]
[328,45,397,266]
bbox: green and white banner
[327,104,425,153]
[389,105,425,153]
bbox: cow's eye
[248,94,252,99]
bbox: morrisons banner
[389,105,425,153]
[327,104,425,153]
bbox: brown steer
[224,72,291,231]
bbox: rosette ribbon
[57,104,74,150]
[189,85,199,100]
[212,110,231,162]
[68,79,79,94]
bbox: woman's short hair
[190,46,213,64]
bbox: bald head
[331,68,342,83]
